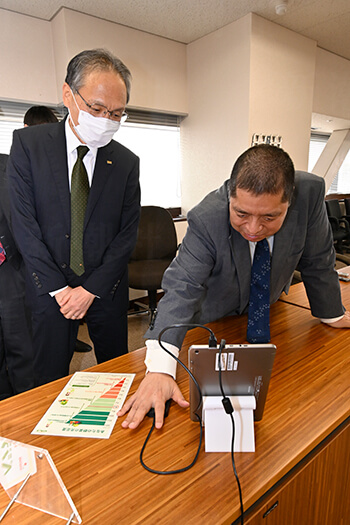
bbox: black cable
[140,323,215,474]
[140,411,202,475]
[139,324,244,524]
[218,339,244,525]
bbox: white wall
[181,15,252,213]
[0,9,57,104]
[181,13,317,213]
[0,7,188,113]
[313,48,350,120]
[51,8,188,114]
[249,15,317,170]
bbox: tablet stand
[0,437,81,523]
[202,395,256,452]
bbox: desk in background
[0,288,349,524]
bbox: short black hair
[229,144,295,204]
[24,106,58,126]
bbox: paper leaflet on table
[31,372,134,439]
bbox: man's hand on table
[118,372,189,429]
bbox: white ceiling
[0,0,350,60]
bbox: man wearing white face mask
[68,87,124,148]
[7,49,141,386]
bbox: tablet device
[188,343,276,422]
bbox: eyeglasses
[75,89,128,122]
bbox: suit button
[65,234,70,239]
[37,283,42,288]
[61,263,67,269]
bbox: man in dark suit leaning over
[119,144,350,429]
[0,154,34,399]
[8,49,140,386]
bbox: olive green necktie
[70,145,89,276]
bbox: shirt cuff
[144,339,179,379]
[49,286,68,297]
[319,315,344,324]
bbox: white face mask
[69,90,121,148]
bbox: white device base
[203,395,256,452]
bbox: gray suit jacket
[146,171,344,347]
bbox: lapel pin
[107,160,112,165]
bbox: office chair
[325,199,350,253]
[344,198,350,216]
[128,206,178,328]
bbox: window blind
[0,100,185,154]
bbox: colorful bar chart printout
[31,372,134,439]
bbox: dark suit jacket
[0,153,34,396]
[0,154,22,270]
[146,172,344,348]
[7,120,140,305]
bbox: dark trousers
[0,260,34,399]
[30,287,129,387]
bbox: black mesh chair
[128,206,178,327]
[325,199,350,253]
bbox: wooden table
[0,288,349,524]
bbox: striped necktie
[0,240,6,265]
[70,145,89,276]
[246,238,271,343]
